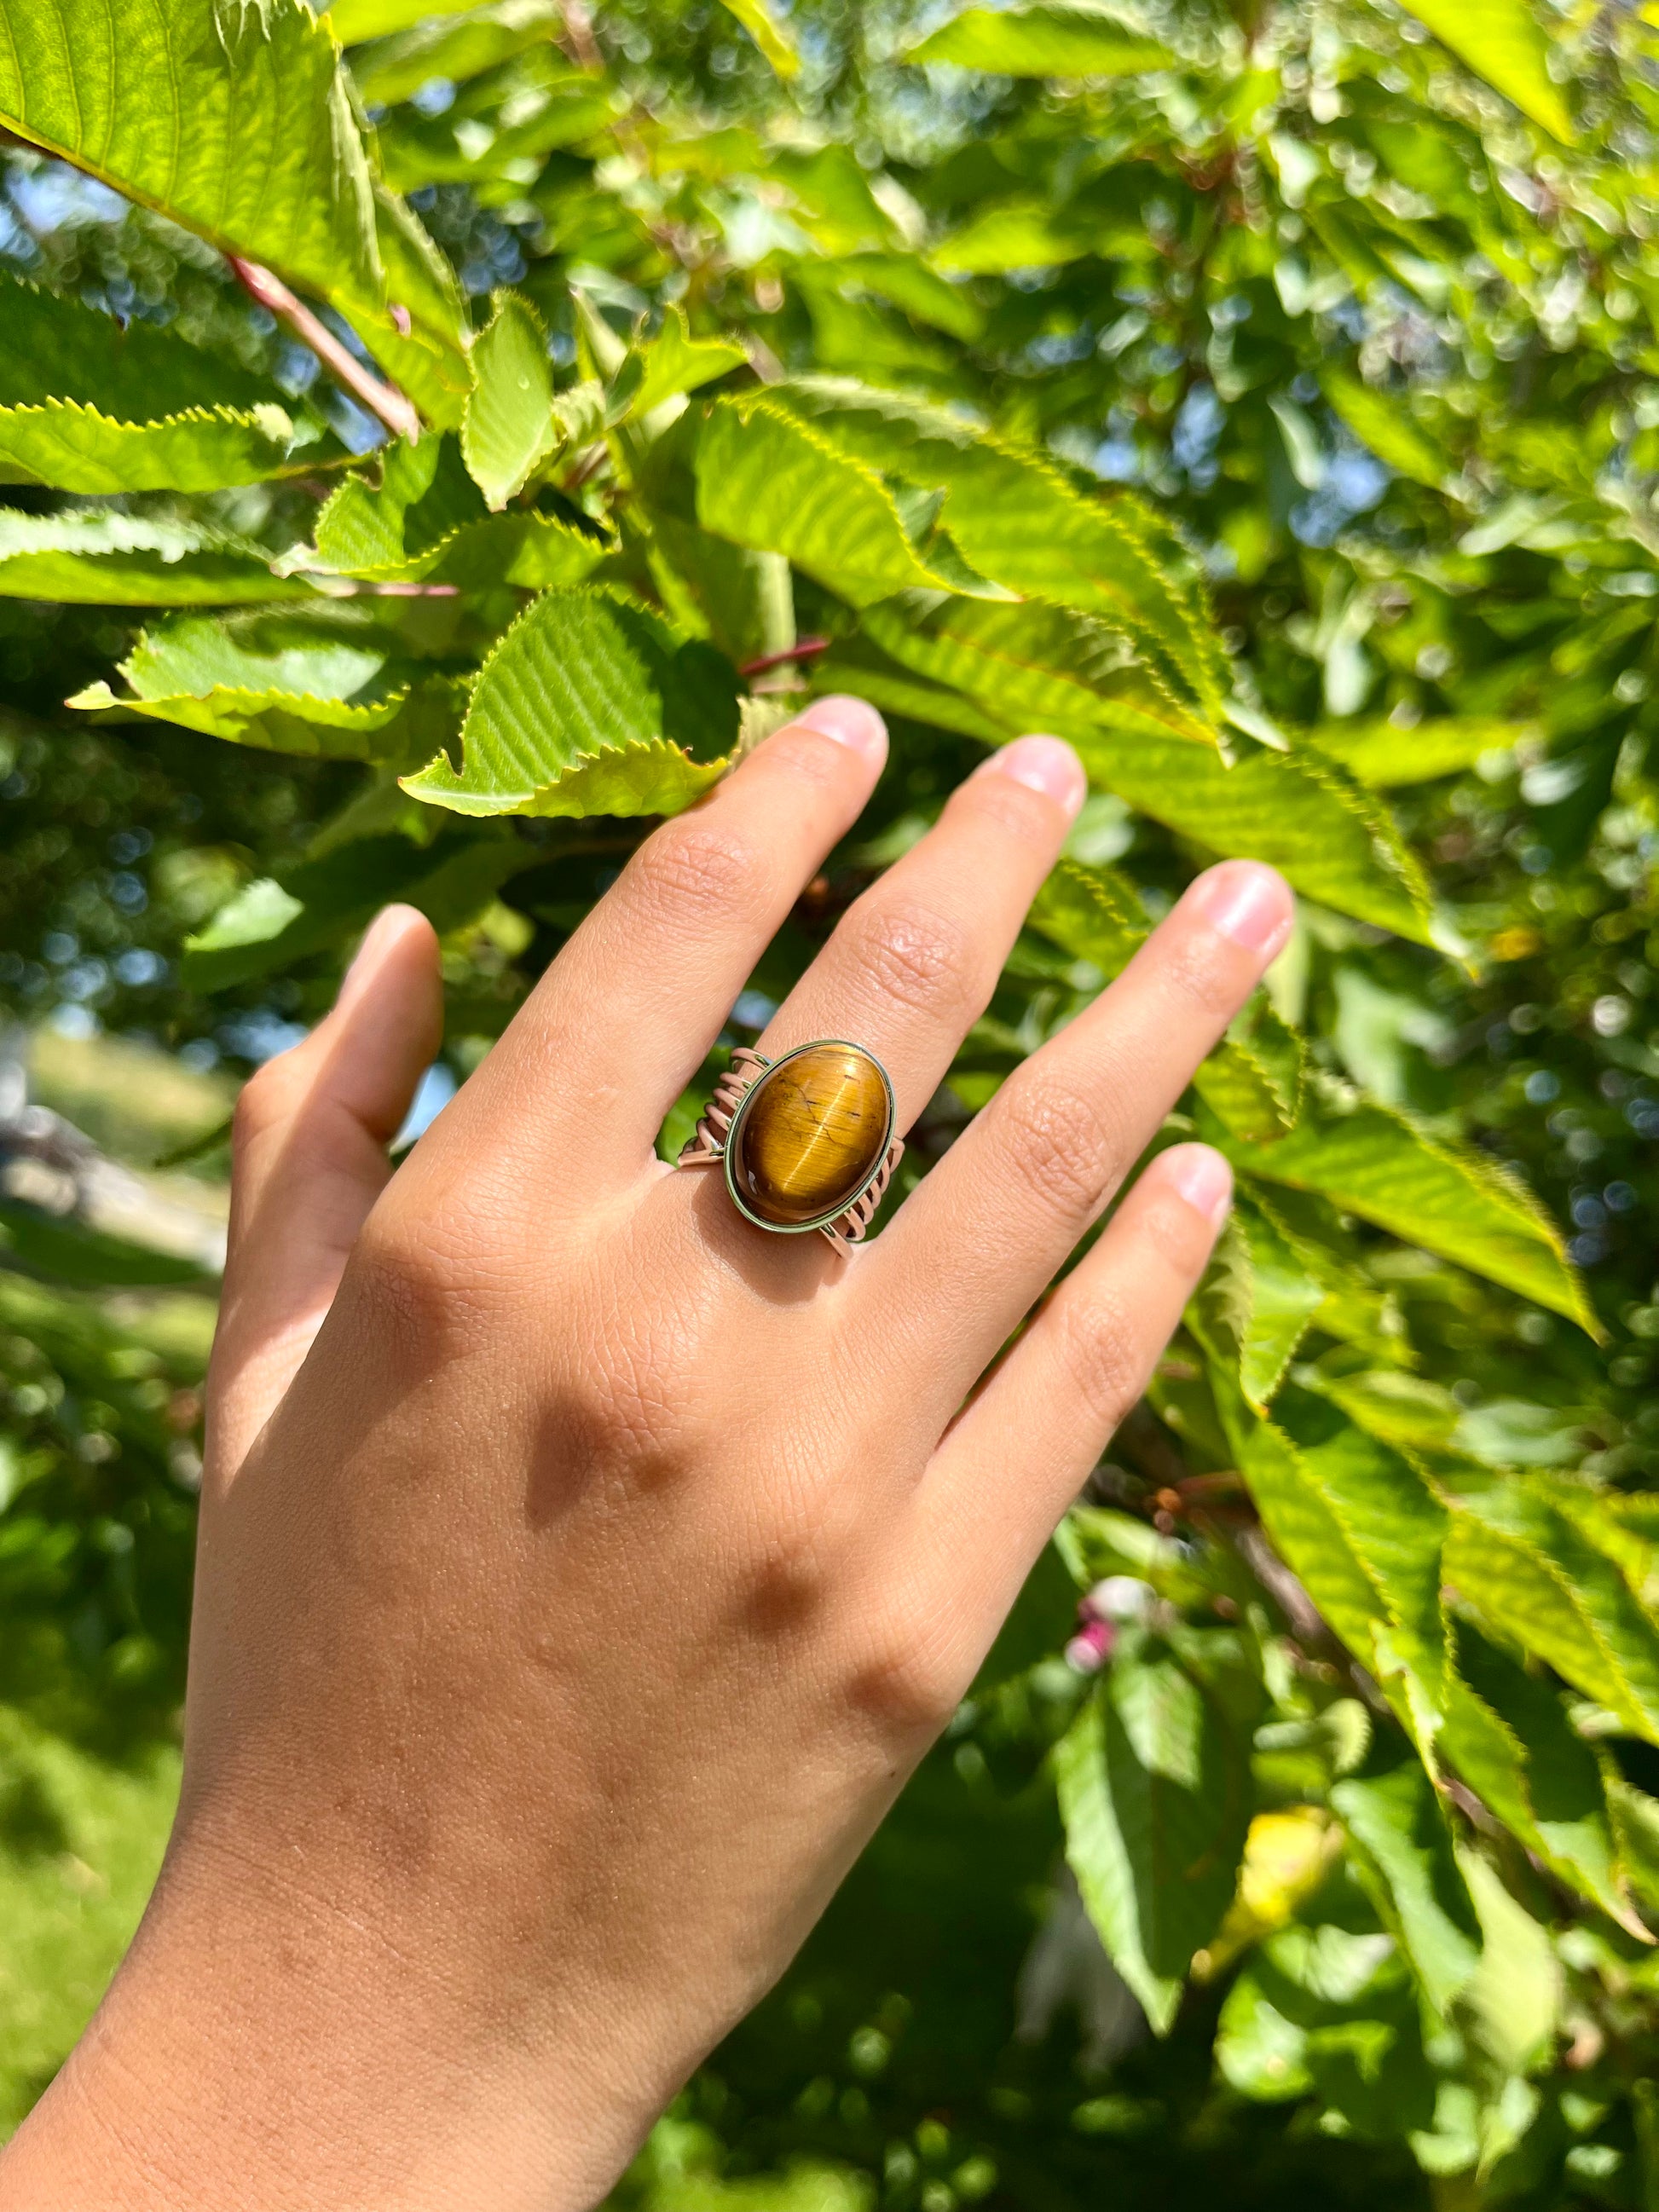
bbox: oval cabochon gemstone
[731,1044,892,1227]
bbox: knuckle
[845,1614,962,1738]
[1048,1287,1144,1437]
[345,1209,472,1354]
[627,821,765,936]
[841,898,975,1023]
[994,1072,1120,1227]
[231,1057,303,1150]
[737,1470,861,1632]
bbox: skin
[0,702,1293,2212]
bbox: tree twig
[738,637,829,679]
[229,258,421,444]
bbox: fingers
[754,735,1086,1134]
[858,860,1292,1400]
[907,1144,1232,1656]
[448,699,888,1178]
[205,905,442,1497]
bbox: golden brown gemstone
[731,1044,892,1227]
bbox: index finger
[431,698,888,1182]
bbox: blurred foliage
[5,0,1659,2204]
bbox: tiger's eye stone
[731,1044,892,1227]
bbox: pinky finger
[908,1144,1233,1649]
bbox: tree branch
[229,259,421,444]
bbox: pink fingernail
[795,694,888,765]
[1186,862,1294,959]
[975,734,1087,819]
[338,905,413,1008]
[1163,1143,1234,1230]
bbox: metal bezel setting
[720,1038,898,1238]
[676,1038,905,1248]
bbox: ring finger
[856,858,1293,1399]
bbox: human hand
[3,700,1292,2212]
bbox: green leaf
[772,380,1225,705]
[1214,1198,1327,1414]
[1395,0,1575,144]
[1438,1627,1646,1937]
[315,430,486,574]
[808,644,1019,748]
[67,607,460,761]
[312,430,604,585]
[0,511,303,604]
[1331,1766,1480,2015]
[1219,1098,1594,1331]
[325,0,482,38]
[908,4,1171,78]
[1089,738,1437,945]
[0,0,380,345]
[715,0,798,75]
[1055,1636,1254,2034]
[657,396,955,609]
[0,1201,210,1289]
[365,185,474,432]
[374,74,617,193]
[462,291,558,510]
[0,277,283,416]
[1607,1779,1659,1920]
[402,586,737,820]
[348,0,560,105]
[1311,718,1535,790]
[615,306,749,426]
[854,598,1215,750]
[930,199,1097,275]
[767,146,897,255]
[181,830,526,992]
[1309,1369,1460,1457]
[1194,998,1306,1145]
[1027,857,1148,975]
[1219,1923,1434,2129]
[810,255,986,344]
[650,517,795,667]
[1320,371,1448,491]
[1230,1406,1450,1756]
[1443,1480,1659,1747]
[1457,1850,1560,2079]
[0,400,296,494]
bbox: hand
[2,701,1292,2212]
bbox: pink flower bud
[1065,1619,1117,1673]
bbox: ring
[678,1040,904,1249]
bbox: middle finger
[749,735,1087,1153]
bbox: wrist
[0,1823,658,2212]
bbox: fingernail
[975,734,1087,819]
[1187,861,1294,959]
[338,905,408,1009]
[1163,1143,1234,1231]
[795,694,888,765]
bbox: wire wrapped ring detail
[678,1040,903,1249]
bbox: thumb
[203,905,442,1499]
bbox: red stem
[738,636,830,679]
[229,258,421,444]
